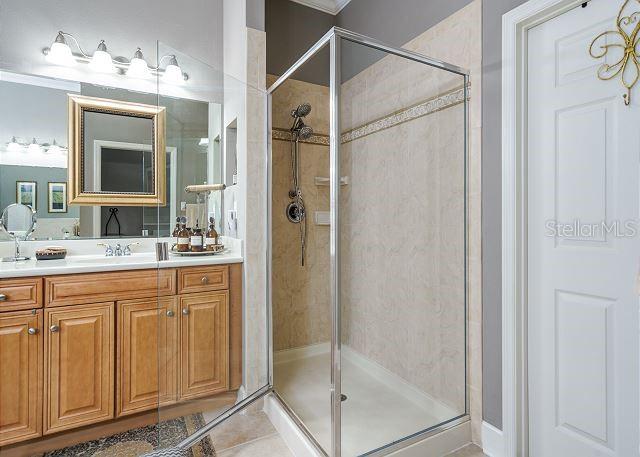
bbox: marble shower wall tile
[270,76,332,351]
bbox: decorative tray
[170,245,226,256]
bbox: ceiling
[287,0,352,15]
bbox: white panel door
[528,1,640,456]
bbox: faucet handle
[123,242,140,256]
[97,243,114,257]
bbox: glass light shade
[7,137,22,153]
[127,57,151,78]
[27,139,42,154]
[164,63,184,84]
[47,144,60,154]
[47,140,62,155]
[89,49,115,73]
[47,41,75,66]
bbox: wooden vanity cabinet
[117,297,178,416]
[179,291,229,400]
[0,263,241,450]
[0,310,43,446]
[44,303,114,435]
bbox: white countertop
[0,236,243,279]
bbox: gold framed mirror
[68,94,166,206]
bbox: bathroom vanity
[0,256,242,450]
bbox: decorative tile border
[272,128,330,146]
[271,84,469,146]
[341,85,469,144]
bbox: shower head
[291,103,312,119]
[293,122,314,141]
[297,125,314,140]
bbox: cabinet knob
[28,327,39,335]
[166,310,175,317]
[50,325,59,333]
[182,308,190,316]
[0,294,6,302]
[201,276,209,285]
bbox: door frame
[501,0,594,456]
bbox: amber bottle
[176,217,190,252]
[191,220,204,252]
[205,217,219,251]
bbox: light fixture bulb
[127,48,151,78]
[89,40,115,73]
[46,32,75,66]
[7,136,21,153]
[27,138,41,154]
[163,55,184,84]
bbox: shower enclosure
[179,27,468,457]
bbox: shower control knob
[166,310,175,317]
[50,325,60,333]
[182,308,190,316]
[28,327,39,335]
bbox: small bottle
[177,217,190,252]
[205,217,219,251]
[191,220,204,252]
[172,217,181,237]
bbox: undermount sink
[66,255,156,265]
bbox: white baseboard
[482,422,504,457]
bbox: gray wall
[247,0,266,30]
[0,166,79,218]
[266,0,334,86]
[337,0,473,80]
[481,0,527,429]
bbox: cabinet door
[180,292,229,400]
[117,297,178,416]
[0,310,42,446]
[44,303,114,434]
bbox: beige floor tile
[208,410,278,452]
[216,434,294,457]
[446,444,487,457]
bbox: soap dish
[36,247,67,261]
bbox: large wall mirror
[0,71,223,240]
[68,94,166,206]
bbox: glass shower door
[154,42,272,455]
[336,35,468,457]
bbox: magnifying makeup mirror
[0,203,37,262]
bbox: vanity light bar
[4,136,67,154]
[42,31,189,83]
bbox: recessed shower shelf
[314,176,349,186]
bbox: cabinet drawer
[0,278,42,312]
[178,266,229,294]
[45,269,176,307]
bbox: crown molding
[288,0,352,15]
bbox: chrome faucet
[98,242,140,257]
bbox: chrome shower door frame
[270,26,469,457]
